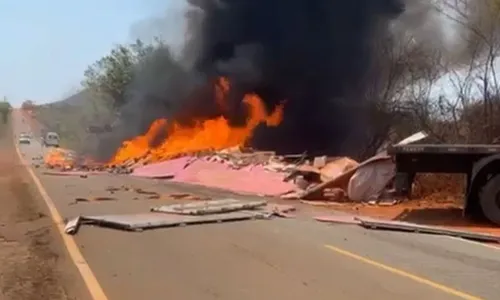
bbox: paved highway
[13,111,500,300]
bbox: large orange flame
[44,148,76,169]
[109,77,284,165]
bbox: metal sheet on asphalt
[356,216,500,243]
[314,215,361,225]
[151,199,267,215]
[65,211,269,234]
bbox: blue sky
[0,0,186,106]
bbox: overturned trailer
[388,144,500,225]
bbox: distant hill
[33,89,115,152]
[46,90,97,108]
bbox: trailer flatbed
[389,144,500,154]
[388,143,500,225]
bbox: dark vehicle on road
[389,143,500,225]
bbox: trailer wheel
[479,174,500,225]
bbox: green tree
[0,98,12,124]
[82,39,158,108]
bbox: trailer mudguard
[466,153,500,216]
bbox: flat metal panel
[314,215,361,225]
[65,211,269,234]
[151,199,267,215]
[356,216,500,243]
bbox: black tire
[479,173,500,225]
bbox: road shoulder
[0,119,90,300]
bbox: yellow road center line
[324,244,482,300]
[14,121,108,300]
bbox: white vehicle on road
[43,132,60,147]
[18,132,32,145]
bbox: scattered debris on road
[105,185,130,193]
[165,192,211,201]
[43,129,500,236]
[356,216,500,242]
[44,148,76,169]
[151,199,267,215]
[40,131,428,205]
[72,184,213,204]
[65,211,267,235]
[70,196,117,204]
[133,188,160,197]
[42,170,89,177]
[64,199,295,235]
[314,215,361,225]
[106,185,211,201]
[315,213,500,243]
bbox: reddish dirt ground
[0,118,88,299]
[335,200,500,236]
[308,173,500,237]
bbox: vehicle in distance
[43,132,60,147]
[18,132,32,144]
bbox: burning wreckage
[36,63,500,233]
[41,77,429,205]
[41,75,500,230]
[36,77,500,237]
[50,125,500,242]
[32,0,500,240]
[48,131,500,243]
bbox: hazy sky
[0,0,186,106]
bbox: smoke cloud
[184,0,406,156]
[93,0,447,160]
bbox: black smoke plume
[95,0,410,160]
[184,0,405,156]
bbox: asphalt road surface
[13,110,500,300]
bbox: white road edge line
[13,119,108,300]
[447,236,500,251]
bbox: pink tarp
[132,156,195,178]
[132,156,296,196]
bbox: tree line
[0,98,11,124]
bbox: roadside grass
[0,117,7,138]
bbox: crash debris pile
[105,145,297,174]
[124,145,401,202]
[280,131,430,204]
[42,148,104,172]
[66,143,402,201]
[44,148,77,170]
[282,154,398,203]
[126,148,302,196]
[44,132,427,205]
